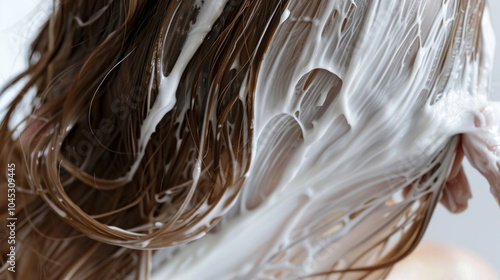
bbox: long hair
[1,0,498,279]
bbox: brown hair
[0,1,291,278]
[0,0,493,279]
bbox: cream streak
[125,0,229,182]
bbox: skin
[387,242,500,280]
[389,132,499,280]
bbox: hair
[0,1,290,278]
[0,0,496,279]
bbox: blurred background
[1,0,499,271]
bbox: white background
[1,0,499,271]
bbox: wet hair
[0,0,497,279]
[0,1,290,278]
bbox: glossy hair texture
[0,0,497,279]
[0,0,289,278]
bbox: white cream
[147,0,499,279]
[123,0,229,182]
